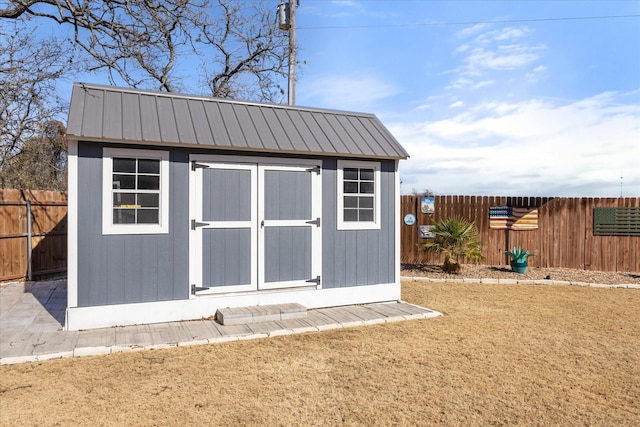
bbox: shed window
[103,148,169,235]
[337,160,381,230]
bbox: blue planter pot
[510,261,528,274]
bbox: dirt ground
[1,281,639,426]
[402,263,640,285]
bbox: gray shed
[66,82,409,330]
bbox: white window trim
[337,160,381,230]
[102,147,170,235]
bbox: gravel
[401,263,640,285]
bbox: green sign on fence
[593,207,640,236]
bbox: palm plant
[422,216,484,273]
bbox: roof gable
[66,83,409,160]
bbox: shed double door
[189,159,321,294]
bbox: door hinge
[191,161,208,171]
[306,276,321,286]
[306,165,321,175]
[191,284,210,294]
[191,219,208,230]
[305,217,321,227]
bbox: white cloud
[449,100,464,108]
[393,92,640,197]
[298,73,399,111]
[455,23,490,39]
[474,80,494,89]
[474,27,531,44]
[445,77,474,90]
[463,44,544,71]
[447,23,546,90]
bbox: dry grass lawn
[1,281,639,426]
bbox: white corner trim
[394,159,401,285]
[65,282,401,330]
[67,139,78,308]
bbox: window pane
[344,181,358,193]
[113,209,135,224]
[344,209,358,222]
[360,182,374,194]
[344,196,358,208]
[137,209,159,224]
[137,193,159,208]
[360,169,374,181]
[344,168,358,180]
[359,209,374,222]
[113,174,135,189]
[359,196,374,208]
[138,159,160,174]
[113,158,136,173]
[138,175,160,190]
[113,193,136,207]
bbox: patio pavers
[0,279,441,365]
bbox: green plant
[422,216,484,274]
[504,247,533,263]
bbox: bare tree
[0,120,68,190]
[198,0,289,102]
[1,0,291,101]
[0,21,70,177]
[1,1,292,188]
[411,188,436,197]
[0,0,204,92]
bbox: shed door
[190,162,258,294]
[258,164,322,290]
[189,159,321,295]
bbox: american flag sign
[489,206,539,230]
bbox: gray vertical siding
[203,168,251,221]
[203,228,251,287]
[77,142,189,307]
[77,144,397,307]
[264,170,311,220]
[321,159,396,288]
[201,167,252,287]
[264,227,311,283]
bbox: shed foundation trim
[65,282,401,330]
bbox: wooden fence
[401,196,640,273]
[0,189,67,282]
[2,191,638,280]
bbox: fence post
[26,199,32,281]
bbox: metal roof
[66,83,409,159]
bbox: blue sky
[37,0,639,197]
[293,0,640,197]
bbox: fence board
[0,189,67,281]
[401,195,640,272]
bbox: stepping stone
[216,303,307,326]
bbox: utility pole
[288,0,296,106]
[278,0,297,106]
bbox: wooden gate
[0,189,67,281]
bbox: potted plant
[505,247,533,274]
